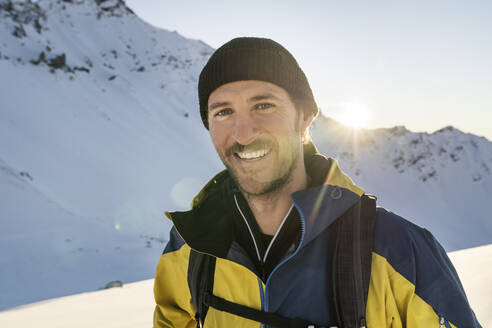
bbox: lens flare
[171,177,202,209]
[337,102,370,129]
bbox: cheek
[209,127,229,152]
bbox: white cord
[263,203,294,263]
[234,194,262,262]
[234,194,295,264]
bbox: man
[153,37,480,328]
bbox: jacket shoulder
[154,226,196,328]
[163,226,186,255]
[372,207,480,327]
[373,206,452,285]
[373,207,437,272]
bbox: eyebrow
[247,93,281,102]
[208,101,231,111]
[208,93,281,111]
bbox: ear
[299,109,316,135]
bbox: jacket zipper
[264,199,306,314]
[258,278,266,328]
[234,193,299,328]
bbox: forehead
[208,80,290,106]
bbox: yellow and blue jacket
[154,153,480,328]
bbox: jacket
[153,153,481,328]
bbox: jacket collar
[291,154,364,248]
[166,146,365,257]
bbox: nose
[233,111,259,145]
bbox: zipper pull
[360,316,366,328]
[439,315,445,328]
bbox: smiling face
[208,80,312,197]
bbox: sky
[125,0,492,140]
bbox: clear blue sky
[126,0,492,140]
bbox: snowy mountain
[311,117,492,252]
[0,0,490,311]
[0,0,222,311]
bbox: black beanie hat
[198,37,318,129]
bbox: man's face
[207,80,311,196]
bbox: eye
[255,103,275,110]
[213,108,233,117]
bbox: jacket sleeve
[367,209,482,328]
[410,229,482,327]
[153,226,196,328]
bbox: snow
[1,0,491,313]
[0,279,155,328]
[0,244,489,328]
[0,0,222,310]
[448,245,492,327]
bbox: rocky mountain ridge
[1,0,212,83]
[312,116,492,184]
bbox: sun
[337,102,370,129]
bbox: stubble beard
[223,137,302,199]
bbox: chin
[235,174,292,197]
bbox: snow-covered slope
[448,244,492,325]
[312,117,492,251]
[0,0,222,310]
[0,244,489,328]
[1,0,491,312]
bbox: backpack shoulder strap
[188,249,216,327]
[331,194,377,328]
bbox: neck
[242,160,308,235]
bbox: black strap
[205,293,313,328]
[333,194,376,328]
[188,250,216,327]
[360,195,377,325]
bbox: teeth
[237,149,269,160]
